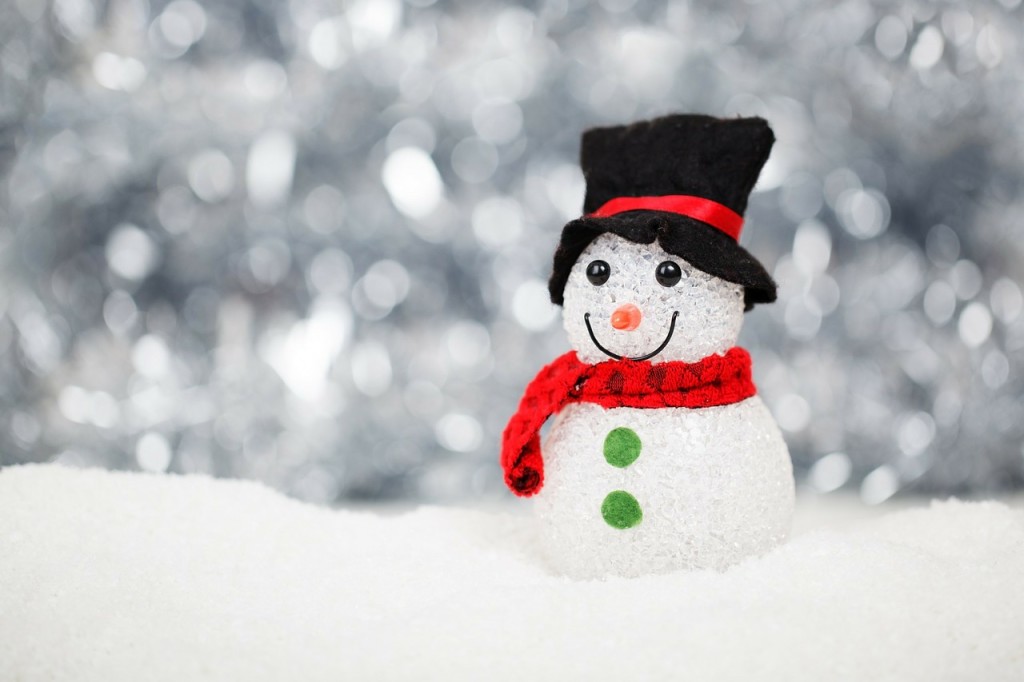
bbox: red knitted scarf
[500,347,756,497]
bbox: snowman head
[560,232,745,364]
[548,114,780,364]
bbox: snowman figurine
[501,114,794,579]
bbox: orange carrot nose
[610,304,642,331]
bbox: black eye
[656,261,682,287]
[586,260,610,286]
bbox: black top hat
[548,114,777,310]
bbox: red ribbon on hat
[588,195,744,241]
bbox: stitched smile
[584,311,680,361]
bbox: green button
[601,490,643,529]
[603,427,641,468]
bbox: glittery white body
[536,234,794,578]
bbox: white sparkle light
[990,278,1023,323]
[309,17,348,69]
[347,0,401,50]
[246,131,296,209]
[861,465,900,505]
[92,53,146,91]
[809,452,853,492]
[898,412,936,457]
[791,219,832,275]
[836,188,890,239]
[350,342,392,397]
[976,25,1003,69]
[382,147,443,219]
[774,393,811,432]
[136,432,173,473]
[544,164,586,221]
[106,223,159,281]
[923,281,957,325]
[512,279,558,332]
[471,99,523,144]
[958,302,992,348]
[445,321,491,367]
[451,138,498,184]
[58,386,89,424]
[188,150,235,203]
[435,413,483,452]
[910,26,944,70]
[875,15,908,59]
[361,260,410,309]
[352,260,411,320]
[132,335,171,379]
[265,299,351,402]
[158,0,207,49]
[472,196,523,249]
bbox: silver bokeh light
[1,0,1022,504]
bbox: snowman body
[537,400,792,578]
[534,234,794,579]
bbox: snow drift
[1,465,1022,681]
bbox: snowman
[501,114,794,579]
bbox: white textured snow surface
[2,465,1024,681]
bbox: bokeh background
[1,0,1022,505]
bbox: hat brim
[548,211,777,311]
